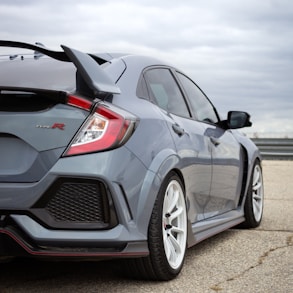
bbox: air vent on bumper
[31,177,118,230]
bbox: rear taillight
[64,104,136,156]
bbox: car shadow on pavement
[0,229,240,292]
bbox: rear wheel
[241,160,264,228]
[126,172,187,280]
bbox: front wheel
[241,160,264,228]
[126,172,187,280]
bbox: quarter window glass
[177,73,218,123]
[144,69,190,118]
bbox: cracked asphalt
[0,160,292,293]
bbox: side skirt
[187,210,245,248]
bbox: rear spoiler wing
[0,40,121,97]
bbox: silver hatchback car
[0,41,264,280]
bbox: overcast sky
[1,0,292,136]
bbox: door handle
[172,123,185,136]
[210,136,220,146]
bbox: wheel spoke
[171,226,184,234]
[164,188,172,212]
[253,181,262,192]
[253,169,260,186]
[169,233,182,255]
[167,237,177,264]
[166,187,179,214]
[163,233,171,260]
[253,193,262,201]
[169,206,183,222]
[253,199,261,214]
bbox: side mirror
[227,111,252,129]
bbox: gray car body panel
[0,42,261,258]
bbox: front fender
[233,131,262,206]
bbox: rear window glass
[0,91,60,112]
[0,57,76,91]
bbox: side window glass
[136,74,149,100]
[177,72,218,124]
[144,68,190,118]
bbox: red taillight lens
[64,105,135,156]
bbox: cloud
[0,0,292,135]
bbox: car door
[202,125,243,218]
[142,67,212,223]
[175,72,243,218]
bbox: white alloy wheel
[252,164,264,222]
[126,173,187,280]
[241,160,264,228]
[162,179,187,270]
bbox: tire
[241,160,264,228]
[126,172,188,280]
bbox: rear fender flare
[135,149,181,231]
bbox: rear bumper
[0,215,149,258]
[0,146,152,258]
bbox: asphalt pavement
[0,160,292,292]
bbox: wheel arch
[238,143,262,208]
[135,149,186,234]
[124,160,188,280]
